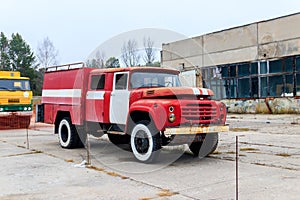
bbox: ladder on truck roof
[45,62,85,72]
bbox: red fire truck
[37,62,228,163]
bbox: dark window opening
[238,63,250,77]
[269,60,283,74]
[90,75,105,90]
[251,63,258,75]
[115,73,128,90]
[296,74,300,96]
[260,77,268,97]
[284,57,293,72]
[251,77,259,98]
[238,78,250,98]
[260,61,268,74]
[269,75,283,97]
[296,57,300,71]
[229,65,236,77]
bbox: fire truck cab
[37,62,228,163]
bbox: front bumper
[164,124,229,136]
[0,111,33,117]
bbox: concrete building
[161,13,300,114]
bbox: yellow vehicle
[0,71,32,128]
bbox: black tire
[130,120,161,163]
[189,133,218,158]
[58,117,80,149]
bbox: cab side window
[91,75,105,90]
[115,74,128,90]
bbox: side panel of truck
[42,68,93,125]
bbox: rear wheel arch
[55,111,71,134]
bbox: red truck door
[85,74,106,122]
[109,72,130,125]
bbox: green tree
[105,57,120,68]
[0,32,10,70]
[9,33,36,93]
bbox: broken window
[229,65,236,77]
[238,78,250,98]
[238,63,250,77]
[251,77,259,98]
[269,60,283,74]
[296,74,300,96]
[285,57,293,72]
[269,75,283,97]
[251,63,258,75]
[260,77,268,97]
[296,57,300,71]
[260,61,268,74]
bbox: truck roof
[90,67,180,75]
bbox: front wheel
[189,133,218,158]
[130,121,161,163]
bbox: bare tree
[143,36,156,65]
[121,39,140,67]
[36,37,59,68]
[95,50,106,68]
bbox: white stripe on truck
[42,89,82,98]
[201,88,209,95]
[192,88,200,95]
[86,91,105,100]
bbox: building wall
[161,13,300,114]
[162,13,300,69]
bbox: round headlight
[168,113,176,123]
[169,106,174,112]
[24,107,28,111]
[28,107,32,111]
[0,108,3,111]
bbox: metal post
[86,134,91,165]
[26,128,29,149]
[236,135,239,200]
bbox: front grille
[181,103,217,124]
[8,99,20,103]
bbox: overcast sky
[1,0,300,64]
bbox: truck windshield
[0,79,31,91]
[130,72,181,89]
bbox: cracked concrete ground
[0,114,300,199]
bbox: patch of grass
[157,189,178,197]
[33,150,43,153]
[230,128,250,132]
[106,171,120,177]
[275,153,291,157]
[240,147,259,151]
[226,151,236,154]
[64,159,74,163]
[212,151,222,155]
[87,165,104,172]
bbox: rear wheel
[130,121,161,163]
[58,117,81,149]
[189,133,218,158]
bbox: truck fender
[127,103,167,132]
